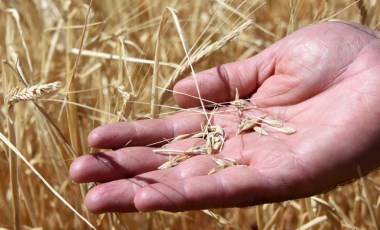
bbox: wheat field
[0,0,380,229]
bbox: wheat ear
[8,81,61,107]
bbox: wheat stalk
[0,131,95,229]
[70,48,180,68]
[159,19,254,104]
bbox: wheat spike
[8,81,61,107]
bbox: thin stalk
[7,109,21,230]
[151,9,169,118]
[0,131,95,229]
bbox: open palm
[70,21,380,213]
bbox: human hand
[70,21,380,213]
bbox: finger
[84,154,219,213]
[133,167,260,212]
[88,102,264,150]
[70,147,165,183]
[70,138,205,183]
[85,179,141,213]
[134,131,309,212]
[83,134,260,214]
[88,110,207,149]
[173,46,277,108]
[83,127,298,213]
[134,166,301,212]
[80,105,297,183]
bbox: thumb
[173,46,277,108]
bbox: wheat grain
[253,126,269,136]
[158,154,192,170]
[208,157,241,175]
[237,116,262,134]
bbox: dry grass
[0,0,379,229]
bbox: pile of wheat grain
[0,0,379,229]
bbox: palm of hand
[70,21,380,213]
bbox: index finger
[88,110,207,149]
[173,44,277,108]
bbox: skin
[70,21,380,213]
